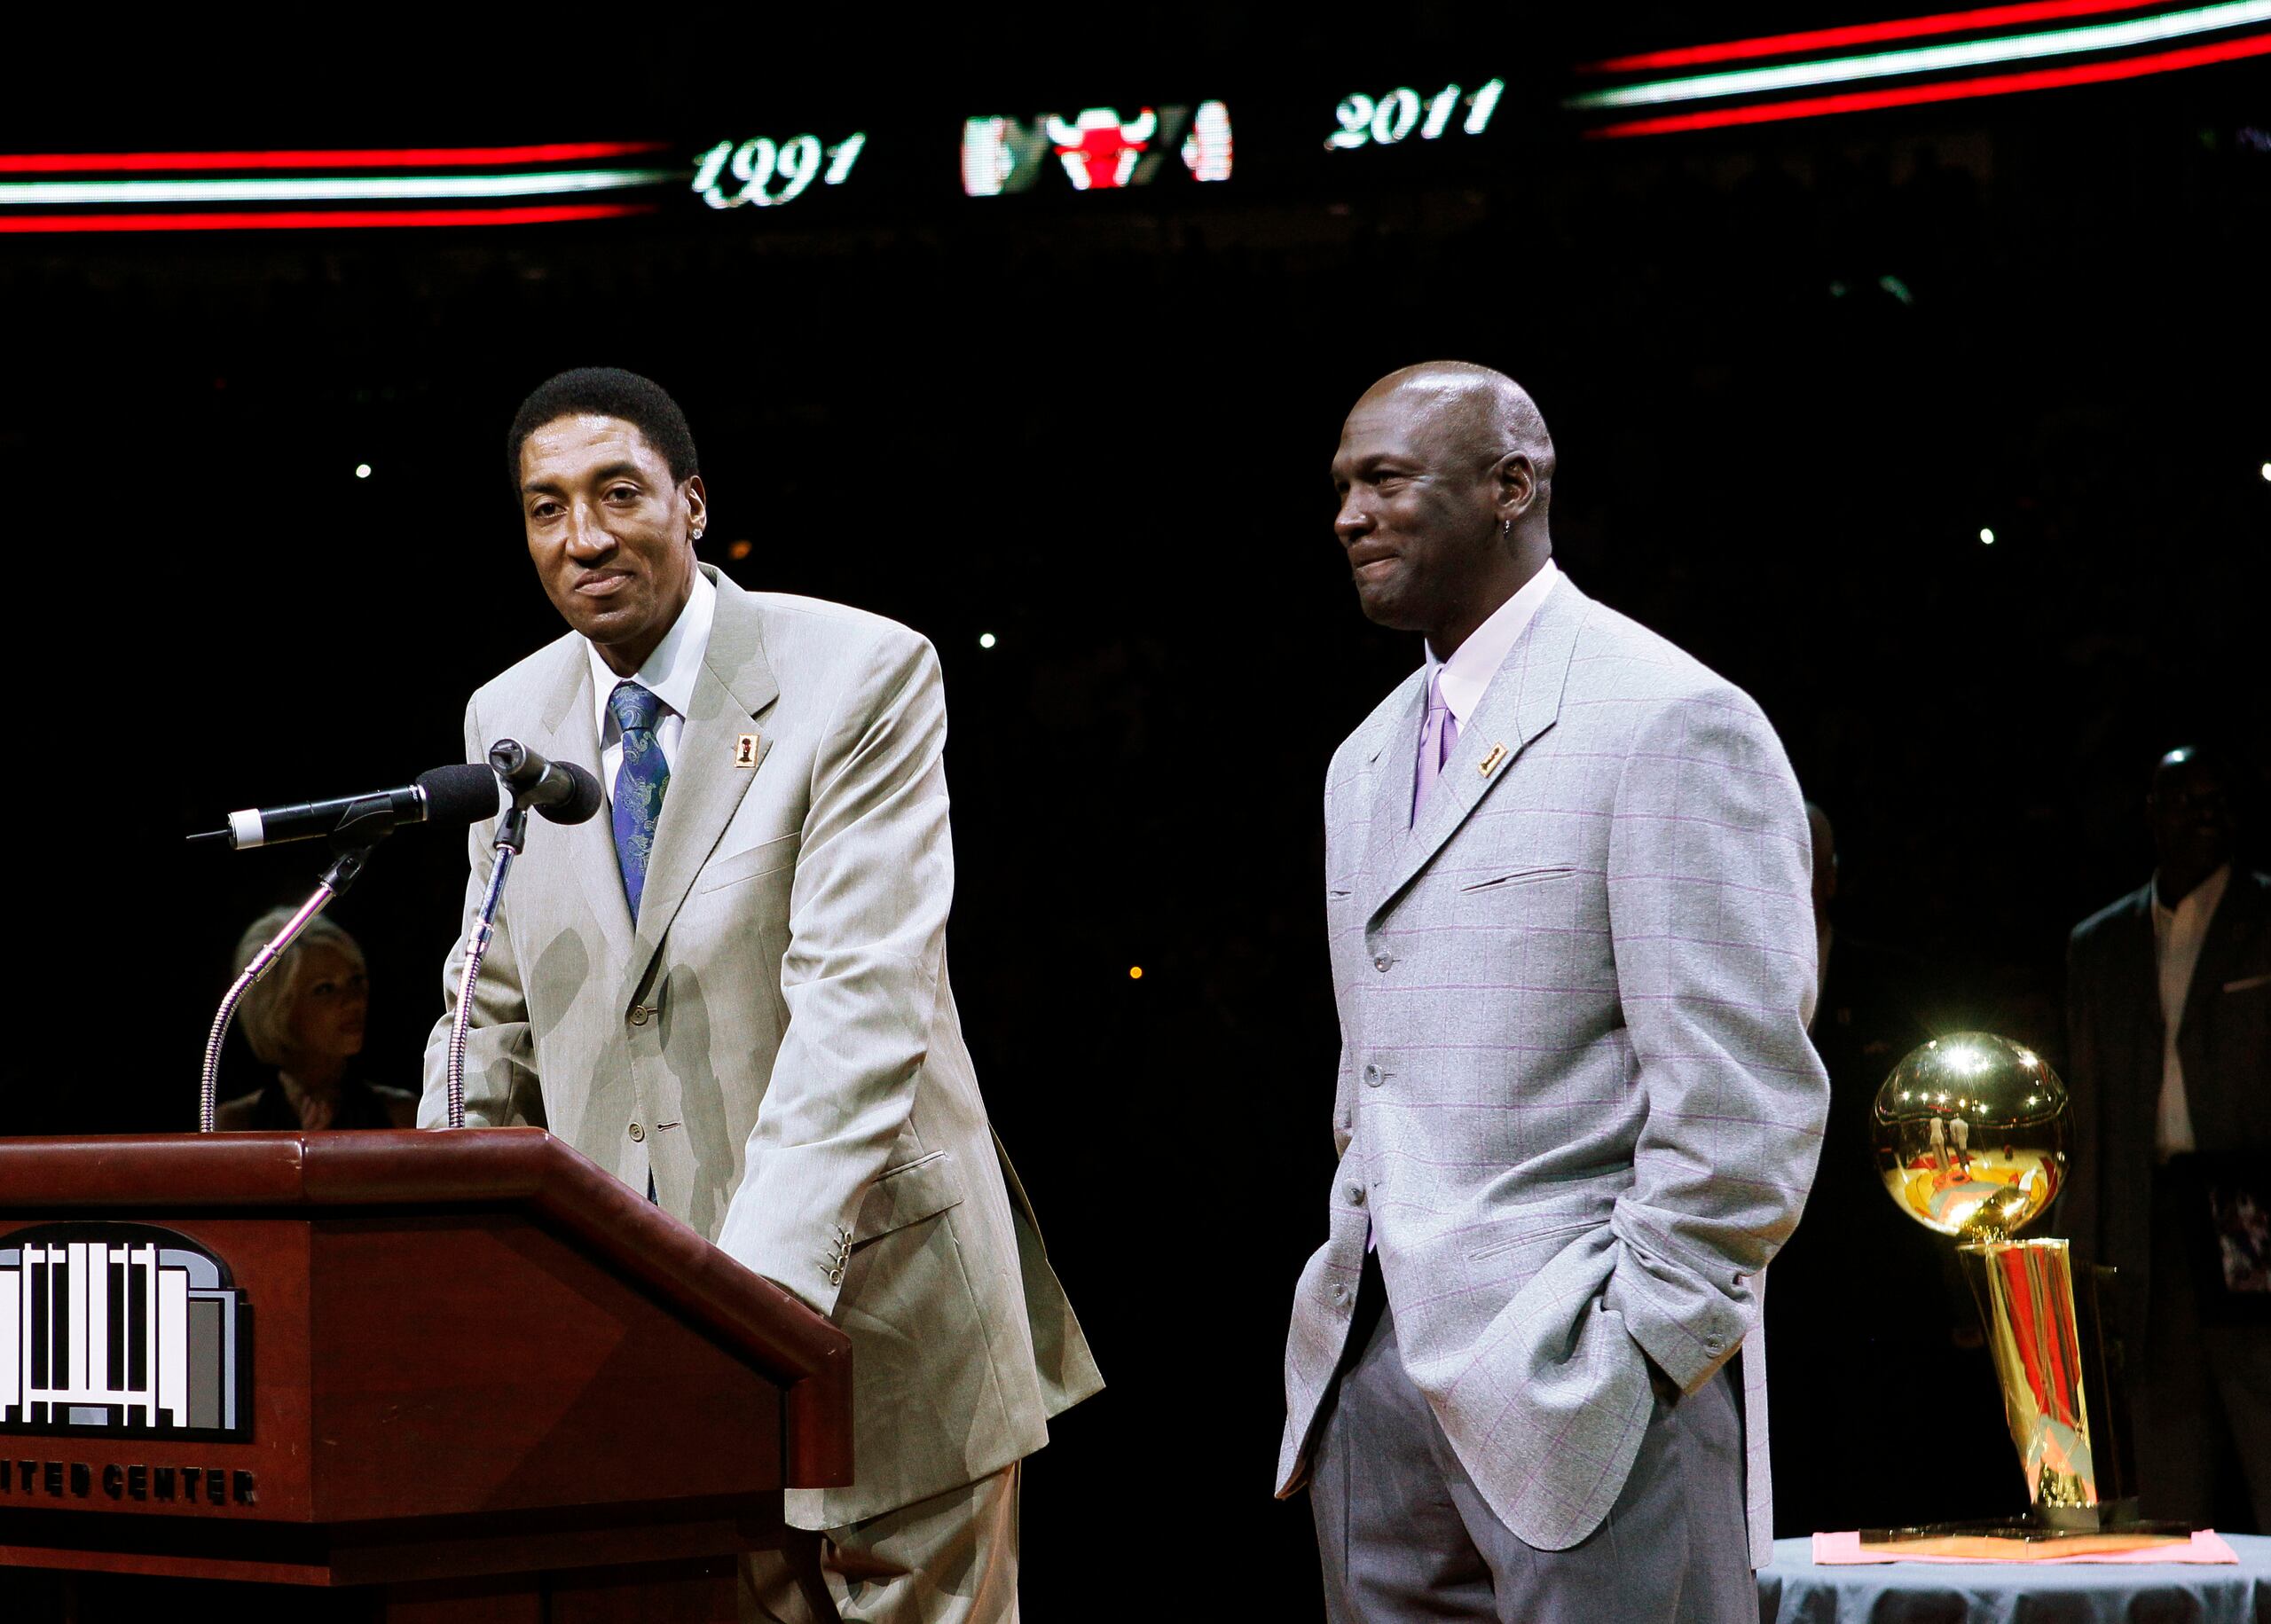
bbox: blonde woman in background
[216,911,415,1130]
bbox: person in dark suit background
[2065,744,2270,1531]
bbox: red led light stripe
[1585,0,2157,71]
[1589,30,2271,135]
[0,142,666,176]
[0,203,656,232]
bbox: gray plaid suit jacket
[421,566,1101,1529]
[1277,575,1828,1564]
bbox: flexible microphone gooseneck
[191,745,603,1134]
[191,763,501,1132]
[443,741,603,1129]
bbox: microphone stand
[198,806,393,1134]
[443,788,533,1130]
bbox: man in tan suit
[421,367,1100,1622]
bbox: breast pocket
[690,832,801,896]
[1458,865,1576,896]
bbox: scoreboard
[4,4,2264,233]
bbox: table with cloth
[1756,1532,2271,1622]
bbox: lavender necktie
[1413,668,1459,825]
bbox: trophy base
[1857,1518,2197,1560]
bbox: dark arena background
[7,7,2267,1615]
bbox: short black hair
[507,367,699,489]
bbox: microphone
[489,739,603,825]
[193,764,502,851]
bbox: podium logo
[0,1224,248,1442]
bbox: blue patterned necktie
[608,680,671,921]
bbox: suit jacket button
[628,1121,646,1143]
[1345,1182,1366,1205]
[1372,955,1392,973]
[628,1005,651,1027]
[1363,1064,1384,1087]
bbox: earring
[691,529,704,541]
[1500,519,1512,540]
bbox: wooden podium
[0,1129,852,1621]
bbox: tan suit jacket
[420,566,1101,1528]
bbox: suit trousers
[743,1463,1020,1624]
[1311,1253,1752,1624]
[2135,1176,2271,1531]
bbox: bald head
[1332,361,1558,655]
[1354,362,1557,518]
[2149,743,2237,905]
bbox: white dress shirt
[583,569,715,1198]
[1423,559,1561,731]
[586,569,717,805]
[2151,861,2230,1159]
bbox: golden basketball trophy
[1864,1033,2190,1555]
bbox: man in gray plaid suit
[1277,363,1829,1621]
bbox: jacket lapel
[2184,869,2266,1032]
[2177,868,2267,1137]
[621,568,781,1000]
[1360,672,1428,907]
[2107,885,2161,1134]
[1364,577,1589,926]
[531,641,636,967]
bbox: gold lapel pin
[735,733,762,769]
[1478,742,1508,778]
